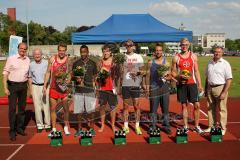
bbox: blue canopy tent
[71,14,192,44]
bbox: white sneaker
[183,126,189,133]
[48,128,57,138]
[222,129,226,135]
[204,127,211,133]
[194,126,204,134]
[64,126,71,136]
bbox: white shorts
[73,92,96,114]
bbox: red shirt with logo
[176,52,196,84]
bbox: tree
[226,39,237,51]
[45,26,58,34]
[13,20,27,41]
[28,21,47,45]
[63,26,77,44]
[0,13,12,53]
[76,25,95,32]
[193,45,203,54]
[44,26,59,44]
[235,39,240,51]
[51,32,68,44]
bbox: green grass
[0,56,239,97]
[0,61,5,96]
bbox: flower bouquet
[113,53,126,65]
[73,66,85,77]
[96,68,110,85]
[55,69,69,92]
[72,66,86,85]
[179,69,192,84]
[157,65,170,78]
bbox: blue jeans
[149,84,170,129]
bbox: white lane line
[0,144,23,146]
[6,144,25,160]
[188,102,209,118]
[0,126,35,129]
[199,119,208,121]
[200,109,208,117]
[227,122,240,124]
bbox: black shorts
[99,90,117,108]
[122,86,140,99]
[177,84,199,103]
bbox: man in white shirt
[204,46,232,135]
[121,40,144,135]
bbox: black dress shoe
[17,129,27,136]
[162,127,172,135]
[37,129,43,133]
[10,136,16,141]
[45,128,52,132]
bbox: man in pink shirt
[2,42,30,141]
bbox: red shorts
[49,89,68,99]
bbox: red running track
[0,95,240,160]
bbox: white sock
[124,122,128,128]
[135,122,139,128]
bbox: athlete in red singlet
[43,43,71,135]
[176,52,196,84]
[171,38,204,134]
[49,55,68,99]
[100,62,114,91]
[97,44,117,132]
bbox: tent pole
[71,42,74,56]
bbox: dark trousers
[8,81,27,134]
[149,85,170,129]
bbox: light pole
[26,0,29,55]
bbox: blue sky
[0,0,240,39]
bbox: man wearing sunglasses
[121,39,144,135]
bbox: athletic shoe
[162,127,172,135]
[48,128,57,138]
[183,126,189,133]
[204,127,211,133]
[48,131,54,138]
[45,128,52,132]
[135,126,142,135]
[123,126,130,134]
[74,129,83,137]
[64,126,71,136]
[37,128,43,133]
[193,126,204,134]
[89,128,96,136]
[222,129,226,135]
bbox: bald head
[32,48,43,63]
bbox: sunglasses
[125,45,133,48]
